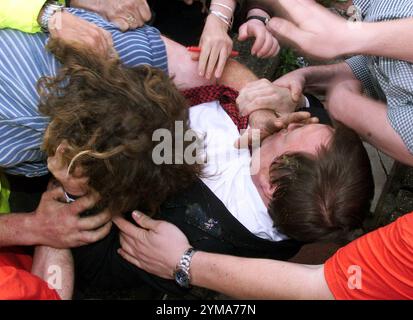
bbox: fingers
[78,220,112,245]
[44,186,66,202]
[77,209,112,230]
[205,45,221,79]
[119,231,137,256]
[132,211,160,230]
[111,17,130,32]
[198,44,210,77]
[243,95,282,115]
[258,33,279,58]
[305,116,320,124]
[113,215,140,238]
[214,47,230,79]
[67,193,98,216]
[279,111,312,127]
[136,1,152,23]
[237,23,248,41]
[267,17,303,48]
[251,32,266,57]
[118,248,142,268]
[237,80,283,115]
[289,81,304,103]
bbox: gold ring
[126,15,136,24]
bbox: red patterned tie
[181,85,249,132]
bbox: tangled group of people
[0,0,412,300]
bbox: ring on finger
[126,15,136,24]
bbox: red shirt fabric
[0,248,60,300]
[324,212,413,300]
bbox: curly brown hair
[38,40,202,214]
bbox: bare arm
[327,81,413,166]
[162,35,258,91]
[0,213,42,247]
[31,246,74,300]
[355,18,413,64]
[114,212,334,300]
[191,252,333,300]
[251,0,413,63]
[0,187,112,248]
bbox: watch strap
[40,2,65,33]
[246,15,269,26]
[178,247,197,271]
[174,247,197,288]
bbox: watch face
[175,269,190,288]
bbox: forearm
[219,59,259,91]
[191,251,333,299]
[31,247,74,300]
[351,19,413,64]
[0,213,41,247]
[328,90,413,166]
[301,63,354,94]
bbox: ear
[263,178,276,200]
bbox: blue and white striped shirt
[0,8,168,177]
[346,0,413,154]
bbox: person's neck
[251,172,270,208]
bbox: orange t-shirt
[324,212,413,300]
[0,248,60,300]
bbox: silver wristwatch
[40,2,65,33]
[174,248,197,288]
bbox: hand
[49,11,115,58]
[235,110,319,148]
[113,211,190,280]
[266,0,354,60]
[73,0,152,31]
[32,186,112,248]
[198,14,233,79]
[238,20,279,58]
[236,79,298,116]
[273,68,308,103]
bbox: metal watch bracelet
[40,2,65,33]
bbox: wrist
[339,22,369,57]
[38,2,65,32]
[209,0,235,30]
[207,13,231,32]
[174,247,197,288]
[16,212,44,246]
[247,8,270,19]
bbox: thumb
[290,81,304,103]
[132,210,159,230]
[267,17,303,45]
[238,23,249,41]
